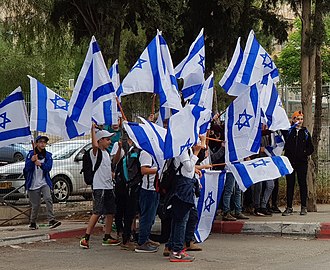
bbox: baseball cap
[95,130,114,141]
[35,135,49,143]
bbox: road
[1,234,330,270]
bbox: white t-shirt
[174,149,198,179]
[30,158,47,190]
[90,149,113,190]
[139,150,157,191]
[110,142,125,159]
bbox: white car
[0,140,93,202]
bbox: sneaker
[120,241,136,251]
[233,212,250,220]
[102,237,121,246]
[170,250,195,262]
[184,241,202,251]
[259,208,273,216]
[163,246,171,257]
[146,239,160,247]
[135,242,158,253]
[282,207,293,216]
[270,206,282,214]
[253,208,265,216]
[300,206,308,215]
[49,220,61,229]
[28,223,38,230]
[222,212,237,221]
[79,237,89,249]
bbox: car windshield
[47,142,86,160]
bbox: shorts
[92,189,116,215]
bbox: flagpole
[211,163,226,167]
[115,97,127,121]
[206,137,223,143]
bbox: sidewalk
[1,204,330,247]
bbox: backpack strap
[93,149,103,174]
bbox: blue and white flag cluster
[225,84,261,163]
[68,36,116,129]
[120,31,182,112]
[227,156,293,192]
[264,131,285,157]
[175,29,205,101]
[190,72,214,111]
[0,87,32,147]
[195,170,226,243]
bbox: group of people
[23,109,314,263]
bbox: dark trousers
[185,206,198,244]
[271,178,279,207]
[286,164,308,208]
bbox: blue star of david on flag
[0,112,11,129]
[50,95,69,111]
[235,109,253,131]
[260,53,273,69]
[131,58,147,72]
[180,138,193,155]
[248,158,271,168]
[204,191,215,212]
[198,54,205,73]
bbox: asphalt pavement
[1,204,330,247]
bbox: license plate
[0,182,12,189]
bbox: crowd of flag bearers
[0,27,314,262]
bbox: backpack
[159,158,182,196]
[80,148,110,185]
[126,147,143,188]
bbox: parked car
[0,143,30,163]
[0,140,93,202]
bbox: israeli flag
[190,72,214,111]
[29,76,84,139]
[219,37,248,96]
[68,36,114,128]
[175,29,205,101]
[264,131,285,157]
[0,87,32,147]
[195,170,226,243]
[227,156,293,192]
[236,30,279,87]
[260,75,290,131]
[120,31,182,111]
[164,104,211,159]
[123,117,166,172]
[225,83,262,163]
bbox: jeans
[168,197,191,252]
[28,185,55,223]
[286,164,308,208]
[138,188,159,245]
[261,180,274,209]
[223,172,241,214]
[185,206,198,244]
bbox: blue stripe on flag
[164,118,174,159]
[0,127,31,141]
[272,156,290,175]
[93,83,112,102]
[217,171,226,205]
[194,173,206,243]
[36,80,48,132]
[70,62,94,122]
[227,103,238,161]
[103,100,112,125]
[234,163,254,189]
[190,86,203,105]
[146,120,165,150]
[192,105,204,142]
[0,92,24,109]
[176,35,204,78]
[241,36,259,85]
[265,84,278,128]
[65,117,82,139]
[222,49,243,92]
[92,41,100,54]
[182,84,202,99]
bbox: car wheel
[13,152,24,162]
[52,176,71,203]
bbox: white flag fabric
[0,87,32,147]
[219,37,248,96]
[190,72,214,111]
[68,36,114,128]
[264,131,285,157]
[122,117,166,172]
[225,84,262,163]
[120,31,182,111]
[227,156,293,192]
[92,94,118,126]
[235,30,279,87]
[259,75,290,131]
[194,170,226,243]
[164,104,211,159]
[175,29,205,101]
[29,76,84,139]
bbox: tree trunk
[301,0,317,212]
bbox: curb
[212,220,321,238]
[49,226,103,240]
[0,234,49,247]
